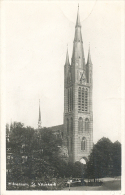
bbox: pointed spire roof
[75,4,81,27]
[87,44,92,64]
[72,5,85,69]
[65,46,70,65]
[74,5,82,42]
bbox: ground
[62,177,121,191]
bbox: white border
[1,1,125,195]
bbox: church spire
[76,4,81,27]
[38,99,42,129]
[72,5,85,69]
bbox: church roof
[48,124,64,132]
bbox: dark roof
[48,124,64,132]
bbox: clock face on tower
[79,70,86,84]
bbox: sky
[2,1,124,143]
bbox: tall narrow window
[78,87,81,111]
[81,137,86,150]
[82,88,84,111]
[67,119,69,135]
[85,118,89,131]
[78,117,83,132]
[85,88,88,112]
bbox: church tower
[64,6,93,163]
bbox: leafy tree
[73,161,85,178]
[7,122,63,182]
[112,141,121,176]
[86,137,121,181]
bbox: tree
[7,123,64,183]
[73,161,84,178]
[112,141,121,176]
[86,137,121,181]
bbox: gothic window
[67,119,69,135]
[85,118,89,131]
[82,88,84,111]
[85,88,88,112]
[68,88,73,112]
[78,117,83,132]
[78,87,81,111]
[81,137,86,150]
[78,87,89,112]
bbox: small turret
[87,44,92,65]
[64,47,72,85]
[65,48,70,66]
[86,44,92,83]
[38,99,42,129]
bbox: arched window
[85,118,89,131]
[81,137,86,150]
[78,117,83,132]
[78,87,81,111]
[67,119,69,135]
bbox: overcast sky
[3,1,124,143]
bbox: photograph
[1,1,124,194]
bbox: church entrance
[80,157,88,165]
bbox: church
[38,6,93,163]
